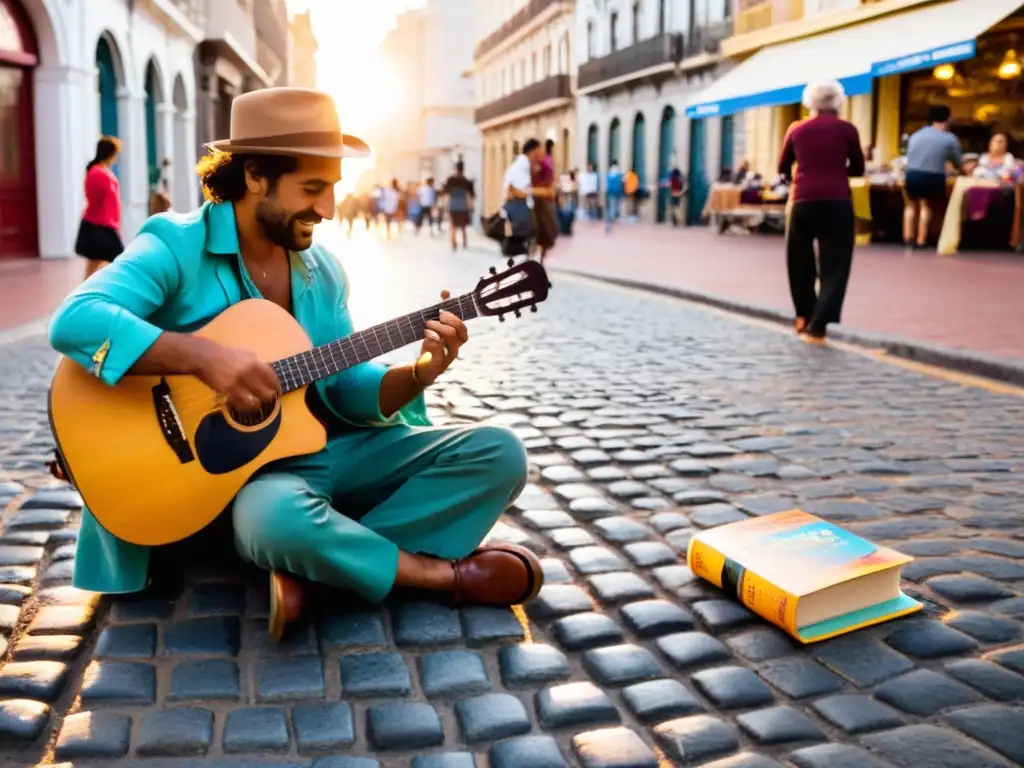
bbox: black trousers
[787,199,854,334]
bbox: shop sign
[871,40,976,77]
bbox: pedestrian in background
[75,136,124,279]
[903,105,962,249]
[580,163,600,220]
[500,138,543,258]
[415,177,438,236]
[778,79,865,341]
[604,159,624,234]
[531,138,559,263]
[441,161,474,252]
[380,179,401,240]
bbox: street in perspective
[0,0,1023,767]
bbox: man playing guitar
[48,88,543,640]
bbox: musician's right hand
[194,342,281,413]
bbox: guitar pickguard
[193,407,282,475]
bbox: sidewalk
[538,220,1024,379]
[0,257,80,332]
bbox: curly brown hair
[195,151,300,203]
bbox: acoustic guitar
[48,259,550,547]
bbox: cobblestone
[3,237,1024,765]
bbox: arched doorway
[0,0,39,259]
[631,112,646,188]
[687,118,708,225]
[144,59,164,193]
[657,105,675,223]
[586,123,598,169]
[560,127,570,174]
[607,118,621,167]
[96,36,119,138]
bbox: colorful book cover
[687,509,922,643]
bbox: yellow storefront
[686,0,1024,177]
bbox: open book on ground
[687,509,922,643]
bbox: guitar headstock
[473,258,552,321]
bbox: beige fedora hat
[206,87,370,159]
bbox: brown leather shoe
[268,570,303,643]
[452,543,544,606]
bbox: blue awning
[686,0,1023,119]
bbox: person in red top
[778,80,865,340]
[75,136,124,279]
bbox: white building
[1,0,203,260]
[575,0,732,224]
[376,0,481,203]
[474,0,576,216]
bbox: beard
[255,199,321,251]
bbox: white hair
[802,79,846,113]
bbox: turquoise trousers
[231,423,528,603]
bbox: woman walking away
[531,139,559,263]
[778,79,864,341]
[75,136,124,280]
[903,105,961,249]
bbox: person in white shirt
[500,138,545,258]
[580,163,600,219]
[416,178,438,236]
[379,179,401,241]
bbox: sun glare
[287,0,423,195]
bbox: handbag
[483,211,506,242]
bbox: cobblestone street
[0,226,1021,767]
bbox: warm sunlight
[285,0,424,195]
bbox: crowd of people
[335,161,477,252]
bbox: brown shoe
[268,570,303,643]
[452,543,544,606]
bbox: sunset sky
[285,0,425,193]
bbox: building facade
[194,0,287,158]
[288,9,317,90]
[688,0,1024,178]
[575,0,733,224]
[376,1,481,202]
[0,0,202,260]
[475,0,576,216]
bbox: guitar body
[48,299,327,547]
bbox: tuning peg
[507,258,514,267]
[514,309,521,318]
[488,266,497,275]
[498,313,505,322]
[530,304,537,313]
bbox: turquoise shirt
[48,201,429,594]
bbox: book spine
[688,538,799,635]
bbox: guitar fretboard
[271,293,479,393]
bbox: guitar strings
[144,295,477,417]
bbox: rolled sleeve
[48,233,179,386]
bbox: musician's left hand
[416,290,468,386]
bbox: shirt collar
[205,200,317,282]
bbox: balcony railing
[578,33,683,91]
[474,74,571,125]
[474,0,568,60]
[169,0,205,28]
[687,20,732,56]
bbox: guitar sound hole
[227,398,278,428]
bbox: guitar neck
[271,292,480,393]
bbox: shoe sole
[268,573,286,644]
